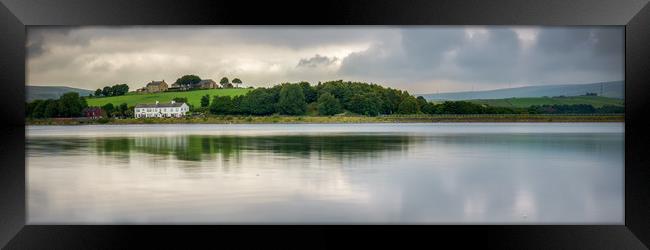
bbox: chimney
[155,100,159,105]
[171,100,175,104]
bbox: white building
[134,100,189,118]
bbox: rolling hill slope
[86,88,251,107]
[418,81,624,101]
[27,85,94,102]
[467,96,623,108]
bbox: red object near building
[83,107,103,119]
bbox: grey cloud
[525,27,623,83]
[452,28,523,83]
[297,54,338,68]
[339,26,623,90]
[27,28,74,58]
[400,27,466,69]
[26,26,624,93]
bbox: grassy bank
[86,88,251,107]
[26,114,624,125]
[466,96,623,108]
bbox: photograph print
[25,26,624,224]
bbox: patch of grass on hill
[86,88,251,107]
[467,96,623,108]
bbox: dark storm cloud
[452,28,523,83]
[297,54,338,68]
[27,28,74,58]
[526,26,623,83]
[339,26,623,90]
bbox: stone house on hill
[193,79,218,89]
[145,80,169,93]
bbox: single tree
[347,92,383,116]
[27,100,45,118]
[210,96,234,115]
[220,77,229,84]
[102,86,112,97]
[44,100,60,118]
[101,103,115,117]
[242,88,276,115]
[232,78,242,84]
[32,100,48,118]
[277,84,307,115]
[317,92,343,116]
[397,97,420,114]
[299,82,317,103]
[200,94,210,107]
[124,106,135,118]
[95,88,102,97]
[119,103,128,117]
[58,92,87,117]
[416,96,428,110]
[420,102,438,114]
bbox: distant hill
[27,86,94,102]
[466,96,624,108]
[418,81,624,101]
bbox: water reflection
[28,135,416,162]
[26,124,624,224]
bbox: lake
[26,123,624,224]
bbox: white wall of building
[134,103,189,118]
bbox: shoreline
[25,114,624,125]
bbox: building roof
[146,80,167,87]
[191,79,216,86]
[135,102,186,108]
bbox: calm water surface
[27,123,624,224]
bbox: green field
[86,88,251,107]
[466,96,624,108]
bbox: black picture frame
[1,0,649,248]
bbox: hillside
[418,81,624,101]
[27,85,93,102]
[86,88,251,107]
[466,96,624,108]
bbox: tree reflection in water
[28,134,418,162]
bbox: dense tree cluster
[100,102,133,118]
[26,92,88,118]
[174,75,202,87]
[208,80,429,116]
[26,91,136,119]
[94,84,129,97]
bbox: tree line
[93,84,129,97]
[202,80,417,116]
[174,75,243,87]
[26,92,88,118]
[199,80,624,116]
[26,80,624,119]
[25,92,136,119]
[202,81,529,116]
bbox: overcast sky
[26,26,623,94]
